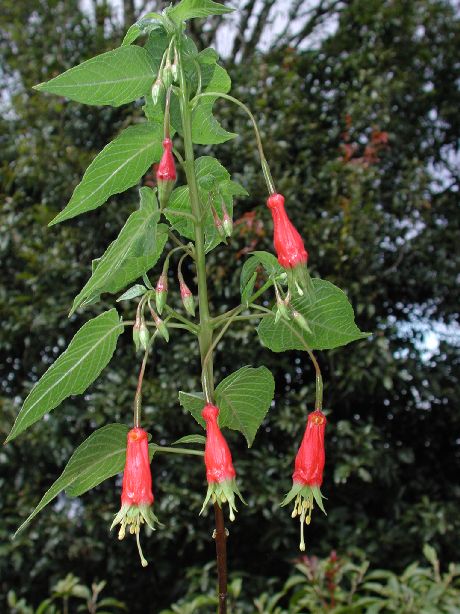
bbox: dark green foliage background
[1,0,459,611]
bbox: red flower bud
[211,204,226,239]
[156,138,176,207]
[111,428,161,567]
[281,409,327,551]
[200,403,244,521]
[180,280,195,316]
[221,203,233,237]
[155,273,168,315]
[266,193,307,269]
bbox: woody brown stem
[214,502,228,614]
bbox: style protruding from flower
[266,193,315,299]
[111,427,161,567]
[156,138,176,209]
[281,409,327,552]
[200,403,244,521]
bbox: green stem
[193,91,276,194]
[164,304,199,333]
[177,40,227,614]
[163,208,197,223]
[251,304,323,410]
[212,279,274,327]
[152,445,204,457]
[178,43,214,403]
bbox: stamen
[136,531,148,568]
[299,510,306,551]
[229,506,235,522]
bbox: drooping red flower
[266,193,314,299]
[293,409,326,486]
[281,409,327,551]
[200,403,244,521]
[156,138,176,207]
[266,193,307,269]
[111,427,161,567]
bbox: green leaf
[179,391,206,428]
[139,186,158,213]
[122,24,143,46]
[50,123,163,225]
[5,310,123,443]
[70,204,161,314]
[122,14,163,46]
[240,251,283,304]
[14,424,129,536]
[164,156,238,243]
[168,0,234,23]
[116,284,147,302]
[172,434,206,446]
[215,365,275,447]
[34,46,156,106]
[257,279,370,352]
[191,96,236,145]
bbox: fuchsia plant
[5,1,368,611]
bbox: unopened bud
[162,63,173,89]
[155,274,168,314]
[151,78,163,105]
[180,281,195,316]
[291,309,312,334]
[171,48,179,82]
[275,300,290,324]
[211,205,226,239]
[222,203,233,237]
[139,321,150,350]
[155,315,169,342]
[149,306,169,343]
[133,319,141,351]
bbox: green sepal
[280,481,304,507]
[200,478,245,522]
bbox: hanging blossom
[111,427,161,567]
[156,138,176,208]
[266,193,315,299]
[200,403,244,521]
[281,409,327,551]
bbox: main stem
[178,44,228,614]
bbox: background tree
[1,0,459,611]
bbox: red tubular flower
[281,409,327,551]
[111,427,161,567]
[156,138,176,208]
[200,403,244,521]
[266,193,315,299]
